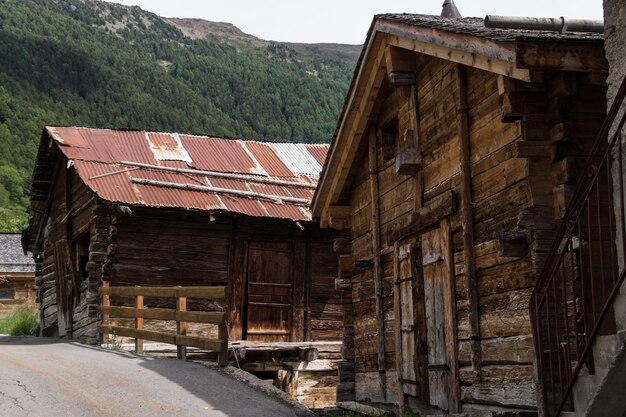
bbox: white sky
[107,0,604,44]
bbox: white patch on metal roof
[239,140,270,177]
[146,132,193,165]
[270,143,322,177]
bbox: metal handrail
[531,73,626,417]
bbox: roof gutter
[485,15,604,34]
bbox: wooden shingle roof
[376,14,603,43]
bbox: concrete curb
[196,360,317,417]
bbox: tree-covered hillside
[0,0,358,231]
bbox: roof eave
[312,16,607,225]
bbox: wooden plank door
[420,219,458,412]
[245,241,293,342]
[394,243,418,399]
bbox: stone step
[614,293,626,330]
[592,332,624,375]
[570,330,626,417]
[572,372,600,414]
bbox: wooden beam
[99,326,224,352]
[368,127,387,400]
[496,232,530,257]
[135,294,144,352]
[456,64,482,381]
[131,178,311,206]
[384,45,415,73]
[177,296,187,359]
[98,286,226,299]
[120,161,317,190]
[100,306,225,324]
[316,32,388,223]
[328,205,351,230]
[388,190,456,244]
[516,42,608,73]
[292,239,306,342]
[384,33,533,82]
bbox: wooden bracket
[389,71,416,87]
[328,205,351,230]
[333,238,351,255]
[496,231,530,258]
[335,278,352,291]
[395,148,421,175]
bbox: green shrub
[0,302,39,336]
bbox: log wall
[35,170,341,345]
[343,52,606,413]
[0,274,36,316]
[35,165,102,342]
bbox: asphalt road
[0,335,299,417]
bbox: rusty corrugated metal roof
[47,127,327,221]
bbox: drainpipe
[485,15,604,33]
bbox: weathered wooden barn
[311,12,607,415]
[24,126,341,348]
[0,233,36,317]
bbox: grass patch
[0,302,39,336]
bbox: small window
[0,290,14,300]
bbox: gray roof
[0,234,35,273]
[376,14,603,42]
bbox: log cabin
[24,126,341,350]
[0,233,36,317]
[311,10,608,416]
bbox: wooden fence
[98,283,228,365]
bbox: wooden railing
[530,73,626,417]
[99,283,228,365]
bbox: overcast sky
[107,0,604,44]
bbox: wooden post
[369,126,387,400]
[218,319,228,366]
[177,293,187,360]
[135,289,144,353]
[393,242,406,412]
[456,64,482,380]
[101,281,110,345]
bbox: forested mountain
[0,0,359,231]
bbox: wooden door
[245,241,293,342]
[420,219,458,412]
[394,243,425,400]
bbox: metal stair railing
[530,73,626,417]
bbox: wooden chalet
[311,11,607,415]
[0,233,36,317]
[24,126,341,350]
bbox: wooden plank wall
[34,154,341,345]
[0,274,36,316]
[346,52,607,412]
[36,165,101,342]
[108,208,341,343]
[308,232,344,341]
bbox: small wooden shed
[312,13,607,415]
[25,126,341,346]
[0,233,36,317]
